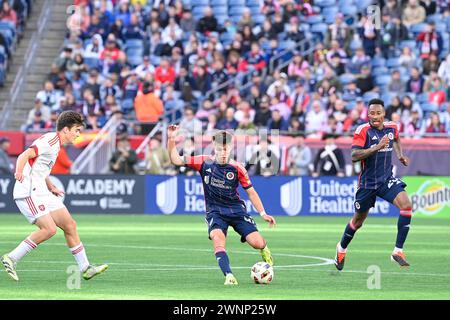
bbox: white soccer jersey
[13,132,61,199]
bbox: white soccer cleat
[1,254,19,281]
[82,264,109,280]
[224,273,238,285]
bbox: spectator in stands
[238,7,254,30]
[405,110,425,137]
[382,0,402,19]
[145,138,171,175]
[27,98,51,125]
[416,22,443,60]
[343,109,365,133]
[326,40,348,65]
[25,111,46,133]
[325,115,344,135]
[55,47,74,73]
[257,19,278,42]
[267,72,290,98]
[399,46,417,69]
[0,137,12,175]
[329,53,346,76]
[403,0,427,27]
[0,1,17,26]
[134,81,163,126]
[357,15,378,57]
[438,53,450,88]
[179,105,203,137]
[290,80,310,113]
[122,13,145,40]
[426,111,446,134]
[36,80,62,111]
[177,137,197,176]
[192,65,212,96]
[326,13,352,51]
[51,146,73,175]
[84,12,108,40]
[44,110,59,131]
[100,38,121,62]
[305,100,328,135]
[238,42,266,73]
[383,16,409,57]
[346,47,370,75]
[217,107,238,130]
[424,73,447,106]
[267,109,288,131]
[109,138,138,174]
[388,70,406,93]
[284,16,305,43]
[406,66,425,94]
[210,59,229,92]
[196,7,218,35]
[246,137,280,177]
[237,113,257,131]
[312,134,346,177]
[440,103,450,134]
[288,53,310,80]
[254,96,271,128]
[287,134,312,176]
[100,76,122,104]
[84,33,104,59]
[180,9,195,33]
[423,53,440,75]
[355,65,377,94]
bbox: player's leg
[2,212,57,281]
[391,191,412,267]
[378,178,412,267]
[335,188,375,270]
[209,229,237,285]
[50,205,108,279]
[245,232,273,266]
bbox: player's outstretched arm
[167,124,186,166]
[245,187,276,227]
[14,148,37,182]
[351,134,389,162]
[393,136,409,166]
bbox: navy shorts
[205,212,259,243]
[354,177,407,213]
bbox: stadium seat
[191,0,209,6]
[418,93,429,103]
[249,5,261,15]
[192,5,208,16]
[253,14,266,24]
[356,0,373,11]
[246,0,260,6]
[371,57,386,68]
[375,75,391,86]
[310,23,328,35]
[410,23,428,35]
[306,15,323,25]
[315,0,336,8]
[229,0,246,6]
[372,66,389,76]
[400,40,417,50]
[212,5,228,15]
[363,91,380,102]
[427,13,442,24]
[339,74,355,85]
[386,58,400,68]
[338,0,355,6]
[215,14,229,25]
[340,5,357,16]
[212,0,227,5]
[421,103,438,113]
[229,6,246,16]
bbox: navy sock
[396,213,412,249]
[215,251,232,275]
[340,222,357,249]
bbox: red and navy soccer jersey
[352,122,399,190]
[185,155,253,216]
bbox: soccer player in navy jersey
[335,99,413,270]
[167,126,276,285]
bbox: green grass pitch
[0,214,449,299]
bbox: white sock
[393,247,403,254]
[70,243,90,272]
[337,242,347,253]
[8,237,37,263]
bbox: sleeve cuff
[351,146,363,149]
[243,184,253,190]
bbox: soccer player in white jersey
[1,111,108,281]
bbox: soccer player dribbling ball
[168,126,276,285]
[335,99,413,271]
[1,111,108,281]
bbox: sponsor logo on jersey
[280,178,302,216]
[156,177,177,214]
[204,175,210,184]
[226,172,235,180]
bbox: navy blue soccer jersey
[185,155,253,216]
[352,121,399,189]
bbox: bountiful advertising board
[404,177,450,218]
[145,176,397,217]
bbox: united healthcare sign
[146,176,397,217]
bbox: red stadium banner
[0,131,25,156]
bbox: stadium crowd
[16,0,450,175]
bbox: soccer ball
[251,262,274,284]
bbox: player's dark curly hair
[213,130,234,146]
[368,98,385,108]
[56,111,85,131]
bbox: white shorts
[15,194,65,224]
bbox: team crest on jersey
[355,202,360,210]
[388,132,394,140]
[39,205,45,211]
[226,172,235,180]
[204,176,210,184]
